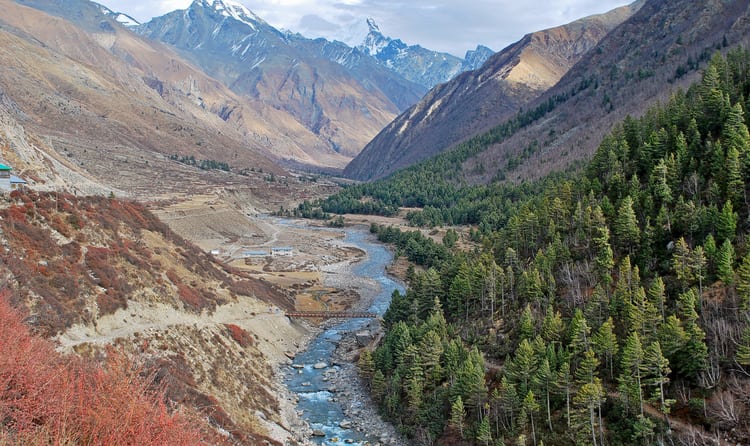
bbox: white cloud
[98,0,632,56]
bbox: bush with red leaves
[0,292,207,445]
[225,324,253,348]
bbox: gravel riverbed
[281,230,407,446]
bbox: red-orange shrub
[225,324,253,347]
[0,292,206,444]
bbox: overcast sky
[98,0,632,57]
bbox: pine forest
[306,49,750,445]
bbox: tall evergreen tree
[717,238,735,284]
[614,196,641,254]
[642,341,673,419]
[736,252,750,310]
[507,339,538,396]
[519,304,535,341]
[592,317,619,379]
[450,396,466,439]
[569,309,592,359]
[619,332,645,416]
[522,391,540,446]
[716,201,738,242]
[542,305,565,344]
[574,379,606,446]
[533,357,555,432]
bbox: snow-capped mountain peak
[361,18,389,56]
[196,0,264,29]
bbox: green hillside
[351,49,750,445]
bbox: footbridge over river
[285,311,378,319]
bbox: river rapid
[284,227,406,445]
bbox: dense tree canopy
[352,49,750,445]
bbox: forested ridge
[350,49,750,445]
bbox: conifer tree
[476,415,492,446]
[692,247,707,302]
[569,309,591,359]
[533,358,555,431]
[556,361,573,428]
[647,276,667,321]
[619,332,645,416]
[358,350,375,383]
[593,317,619,379]
[615,196,641,254]
[722,102,750,177]
[736,252,750,310]
[724,145,744,210]
[717,238,735,284]
[651,158,673,206]
[450,396,466,439]
[704,234,718,275]
[593,225,614,289]
[519,304,535,341]
[717,201,738,242]
[371,369,386,403]
[574,379,606,446]
[643,341,673,418]
[736,323,750,369]
[454,347,487,414]
[419,330,444,387]
[507,338,538,396]
[672,237,694,289]
[417,268,442,321]
[576,349,600,387]
[522,390,540,446]
[498,376,520,431]
[541,305,564,345]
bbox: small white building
[271,247,293,257]
[0,164,26,192]
[243,250,269,258]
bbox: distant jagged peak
[361,18,391,56]
[366,18,380,34]
[194,0,265,28]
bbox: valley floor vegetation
[305,49,750,445]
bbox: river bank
[282,226,407,446]
[148,200,407,444]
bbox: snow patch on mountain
[97,4,140,27]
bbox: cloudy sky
[98,0,632,57]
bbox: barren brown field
[153,194,370,318]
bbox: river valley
[284,227,406,445]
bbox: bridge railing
[285,311,378,319]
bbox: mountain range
[2,0,493,181]
[348,0,750,185]
[344,1,643,181]
[359,18,494,90]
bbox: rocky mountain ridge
[464,0,750,184]
[137,0,426,163]
[344,1,642,181]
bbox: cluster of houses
[0,163,26,192]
